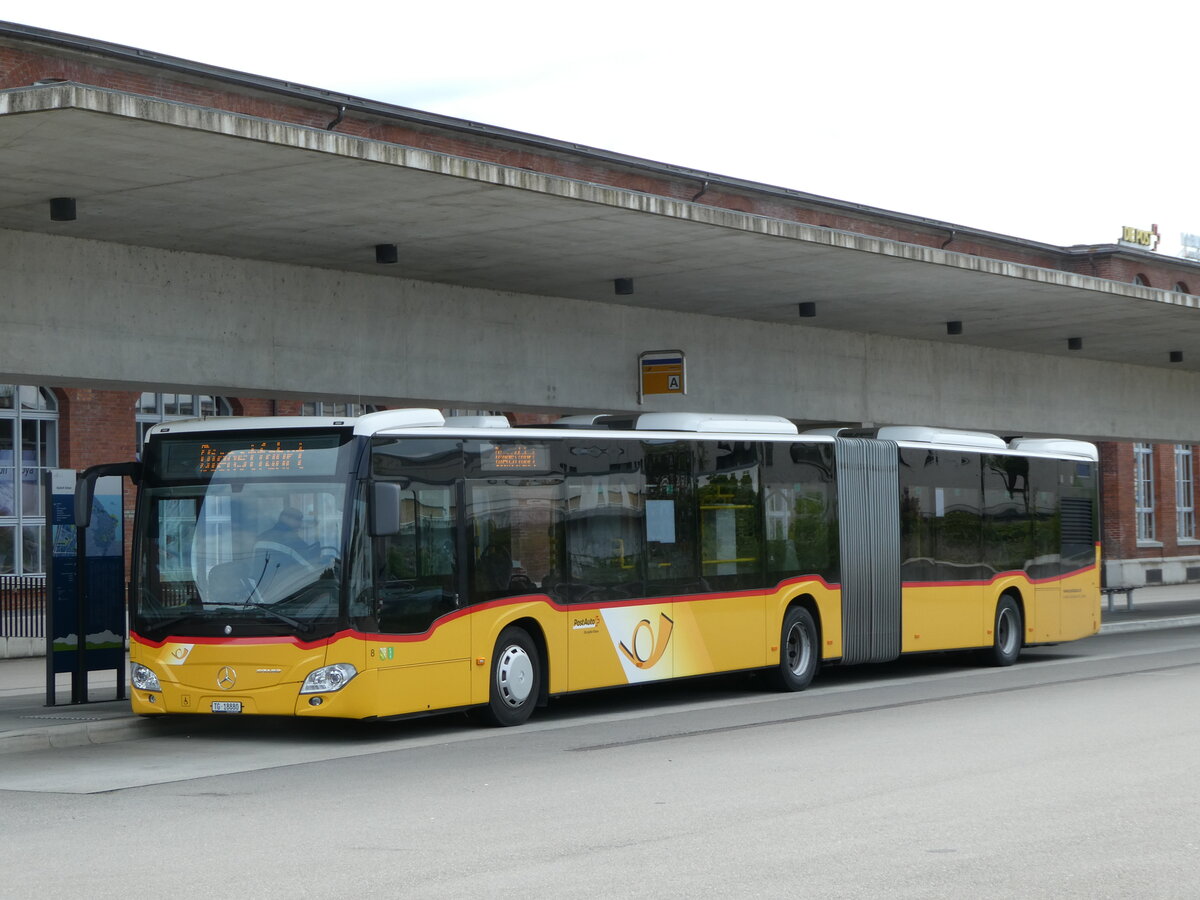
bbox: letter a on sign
[639,350,686,403]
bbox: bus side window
[983,454,1029,575]
[458,440,564,603]
[762,441,838,584]
[899,448,985,583]
[560,439,645,603]
[466,478,563,602]
[643,440,699,596]
[697,440,762,591]
[1028,458,1062,580]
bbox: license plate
[211,701,242,714]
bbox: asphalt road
[3,627,1199,898]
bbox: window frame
[0,385,59,575]
[301,401,379,417]
[1176,444,1195,541]
[1134,442,1156,544]
[136,392,232,448]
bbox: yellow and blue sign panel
[639,350,686,401]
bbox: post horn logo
[216,666,238,690]
[619,613,674,669]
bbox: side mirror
[74,462,142,527]
[370,482,403,537]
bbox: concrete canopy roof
[1,82,1198,371]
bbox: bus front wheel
[768,606,819,691]
[987,596,1023,667]
[479,626,540,727]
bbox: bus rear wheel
[478,626,540,727]
[987,596,1023,667]
[768,606,819,691]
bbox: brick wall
[1060,253,1198,291]
[57,388,141,564]
[1100,440,1200,581]
[58,388,137,471]
[1099,441,1132,558]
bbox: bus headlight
[300,663,357,694]
[131,663,162,692]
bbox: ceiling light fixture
[49,197,76,221]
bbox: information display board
[45,471,126,705]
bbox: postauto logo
[618,612,674,669]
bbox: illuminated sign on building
[1119,224,1160,251]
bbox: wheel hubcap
[785,622,811,676]
[998,608,1016,654]
[497,645,534,708]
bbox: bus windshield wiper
[142,611,203,635]
[252,606,312,633]
[145,606,312,635]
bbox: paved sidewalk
[1096,582,1200,632]
[0,655,139,755]
[2,584,1198,755]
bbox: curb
[1100,615,1200,635]
[0,712,148,756]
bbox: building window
[301,401,379,417]
[1133,274,1151,286]
[136,392,232,447]
[0,385,58,575]
[1177,445,1195,540]
[1134,442,1155,542]
[1175,282,1191,294]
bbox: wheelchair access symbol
[618,612,674,669]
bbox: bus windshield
[133,431,356,639]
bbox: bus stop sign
[639,350,686,403]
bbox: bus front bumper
[130,668,378,719]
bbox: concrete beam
[5,228,1199,442]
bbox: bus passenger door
[559,438,677,691]
[1029,460,1062,641]
[566,527,659,692]
[367,438,471,717]
[1059,459,1100,639]
[464,440,568,696]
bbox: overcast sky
[9,1,1198,256]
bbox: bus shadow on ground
[140,646,1089,746]
[145,706,481,746]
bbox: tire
[988,596,1023,667]
[478,626,540,727]
[768,606,819,691]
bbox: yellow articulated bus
[84,409,1100,726]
